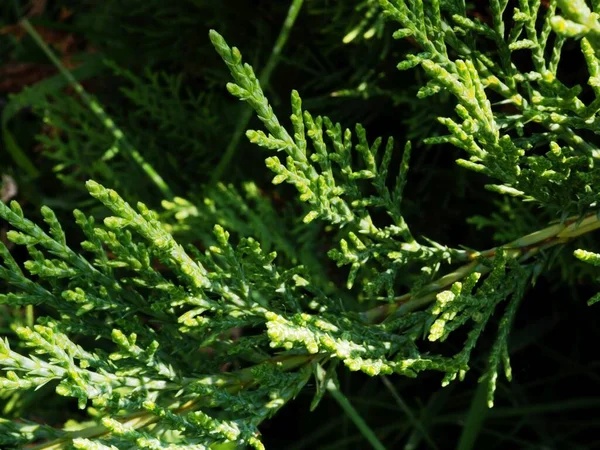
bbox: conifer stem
[27,354,319,449]
[363,211,600,323]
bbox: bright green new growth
[380,0,600,215]
[3,1,600,448]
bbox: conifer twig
[209,0,304,184]
[24,354,317,449]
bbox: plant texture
[2,1,600,449]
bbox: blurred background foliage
[1,0,600,448]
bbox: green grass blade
[19,18,174,200]
[327,379,387,450]
[381,376,439,450]
[1,54,106,179]
[456,379,489,450]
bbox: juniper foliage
[2,1,600,449]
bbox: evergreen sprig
[2,1,600,449]
[379,0,600,216]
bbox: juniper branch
[4,2,600,448]
[365,210,600,323]
[210,0,305,184]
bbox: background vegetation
[1,1,600,448]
